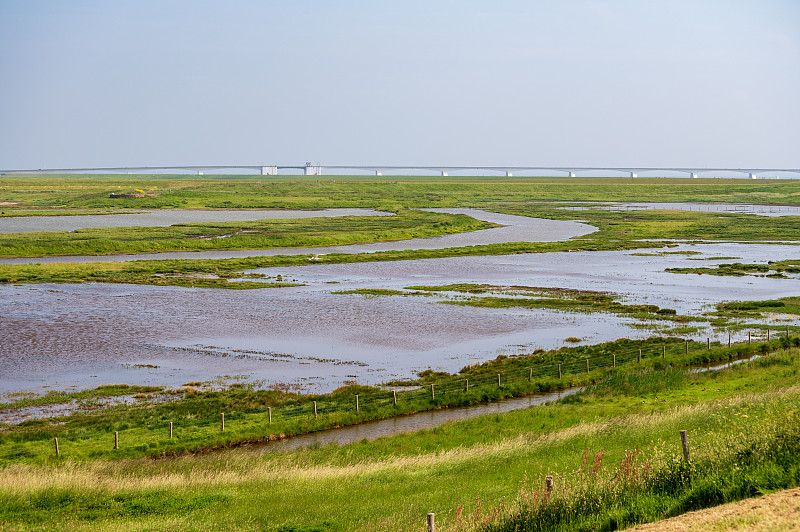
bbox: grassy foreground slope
[2,349,800,531]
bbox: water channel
[0,206,798,398]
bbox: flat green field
[3,174,800,209]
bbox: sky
[0,0,798,170]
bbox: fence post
[685,340,689,355]
[748,331,751,344]
[707,337,710,350]
[613,354,616,368]
[662,345,666,358]
[787,325,790,338]
[356,395,359,412]
[545,475,554,492]
[221,413,225,431]
[427,512,435,532]
[430,384,435,400]
[680,430,690,461]
[767,328,770,341]
[170,422,173,438]
[638,349,641,362]
[728,333,731,348]
[586,359,590,373]
[529,367,532,381]
[313,401,317,418]
[498,373,501,387]
[54,437,59,457]
[465,379,469,392]
[114,431,118,450]
[558,364,562,379]
[393,389,397,405]
[268,407,272,424]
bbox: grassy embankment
[3,335,796,464]
[2,344,800,531]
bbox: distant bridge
[2,164,800,179]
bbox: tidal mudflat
[2,241,797,396]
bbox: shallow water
[0,208,394,234]
[259,388,580,452]
[560,202,800,217]
[0,209,594,264]
[1,242,798,396]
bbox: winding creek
[1,206,799,399]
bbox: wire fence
[1,328,795,462]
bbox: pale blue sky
[0,0,798,169]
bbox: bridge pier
[690,172,699,179]
[568,172,576,178]
[260,166,277,176]
[630,172,637,178]
[506,171,513,177]
[304,164,322,176]
[750,173,758,179]
[375,171,382,176]
[441,171,448,176]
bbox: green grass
[667,259,800,278]
[404,283,695,323]
[2,347,800,531]
[1,336,788,464]
[0,210,492,257]
[4,174,800,210]
[0,239,662,289]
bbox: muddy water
[2,242,799,396]
[0,208,394,234]
[260,388,580,452]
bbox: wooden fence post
[787,325,790,338]
[638,349,641,362]
[114,431,118,450]
[356,395,359,412]
[427,512,435,532]
[221,413,225,432]
[586,359,590,373]
[393,390,397,405]
[545,475,554,492]
[558,364,562,379]
[430,384,435,400]
[767,329,770,341]
[169,422,173,438]
[748,331,751,344]
[707,337,710,350]
[529,367,532,381]
[498,373,501,387]
[662,345,666,358]
[313,401,317,418]
[728,333,731,348]
[685,340,689,355]
[268,407,272,424]
[465,379,469,392]
[680,430,690,461]
[613,354,616,368]
[54,437,59,457]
